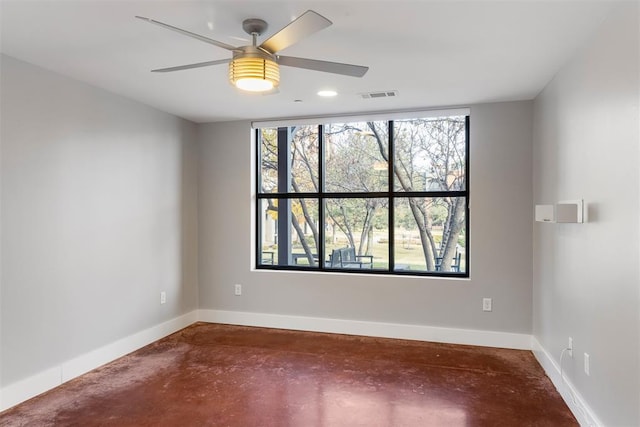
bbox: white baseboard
[0,365,61,413]
[0,311,197,412]
[197,309,533,350]
[531,337,602,427]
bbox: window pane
[324,122,389,193]
[324,198,388,270]
[393,197,466,273]
[290,198,319,267]
[259,128,278,194]
[258,198,278,265]
[393,116,466,192]
[258,198,320,267]
[291,126,319,193]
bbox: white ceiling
[0,1,613,123]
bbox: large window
[256,111,469,276]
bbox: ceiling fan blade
[151,59,230,73]
[135,16,238,51]
[277,56,368,77]
[259,10,332,53]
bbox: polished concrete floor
[1,322,576,426]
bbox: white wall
[0,56,199,388]
[532,3,639,426]
[197,101,533,335]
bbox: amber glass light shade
[229,56,280,92]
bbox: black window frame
[255,115,470,277]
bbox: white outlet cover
[584,353,590,375]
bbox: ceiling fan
[136,10,369,93]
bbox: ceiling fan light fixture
[138,11,368,92]
[229,55,279,92]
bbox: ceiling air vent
[360,90,398,99]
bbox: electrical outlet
[584,353,590,376]
[568,337,573,357]
[160,291,166,304]
[234,284,242,296]
[482,298,492,312]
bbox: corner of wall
[532,337,603,427]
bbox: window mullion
[255,129,262,268]
[277,127,292,266]
[388,120,395,272]
[318,124,325,269]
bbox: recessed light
[317,90,337,97]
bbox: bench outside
[328,247,373,269]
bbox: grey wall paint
[0,56,199,387]
[197,101,533,333]
[532,4,639,426]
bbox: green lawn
[265,229,465,272]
